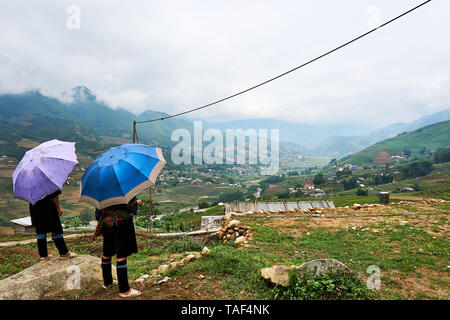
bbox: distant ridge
[339,120,450,166]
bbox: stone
[227,220,241,229]
[235,236,248,246]
[157,264,170,274]
[195,252,203,259]
[260,265,293,287]
[297,259,352,276]
[201,246,210,257]
[352,203,362,210]
[260,259,351,287]
[169,261,184,271]
[198,274,205,280]
[182,254,196,264]
[0,254,116,300]
[157,276,170,285]
[135,277,145,284]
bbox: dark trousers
[36,233,68,257]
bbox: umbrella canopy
[12,139,78,205]
[79,143,166,209]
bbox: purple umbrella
[12,139,78,205]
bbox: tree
[217,190,244,203]
[336,167,352,178]
[400,160,433,179]
[434,148,450,164]
[276,191,290,199]
[136,199,161,229]
[79,209,93,225]
[313,172,326,185]
[198,200,210,209]
[356,188,368,196]
[342,177,358,190]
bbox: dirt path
[0,233,83,247]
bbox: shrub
[356,188,368,196]
[271,271,371,300]
[342,177,358,190]
[399,160,433,179]
[313,172,326,185]
[434,148,450,164]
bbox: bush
[399,160,433,179]
[356,188,368,196]
[276,191,290,199]
[342,177,357,190]
[434,148,450,164]
[63,216,86,229]
[313,173,326,185]
[271,271,371,300]
[217,190,244,203]
[198,201,210,209]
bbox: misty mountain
[312,108,450,158]
[1,87,448,162]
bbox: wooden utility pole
[147,187,152,231]
[132,120,136,143]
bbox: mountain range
[339,120,450,166]
[0,86,448,161]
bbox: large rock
[260,265,295,287]
[297,259,351,276]
[260,259,351,287]
[0,254,116,300]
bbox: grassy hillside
[340,121,450,166]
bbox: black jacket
[95,197,139,221]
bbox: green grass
[271,271,372,300]
[0,253,36,280]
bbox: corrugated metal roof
[10,216,32,227]
[226,201,335,213]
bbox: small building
[10,216,34,234]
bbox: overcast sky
[0,0,448,127]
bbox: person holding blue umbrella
[80,143,166,298]
[12,139,79,262]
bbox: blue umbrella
[79,143,166,209]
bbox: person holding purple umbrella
[29,190,77,262]
[12,139,79,263]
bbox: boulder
[260,265,294,287]
[297,259,351,276]
[0,254,116,300]
[260,259,351,287]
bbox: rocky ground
[0,198,448,300]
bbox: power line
[136,0,431,124]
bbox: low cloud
[0,0,448,126]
